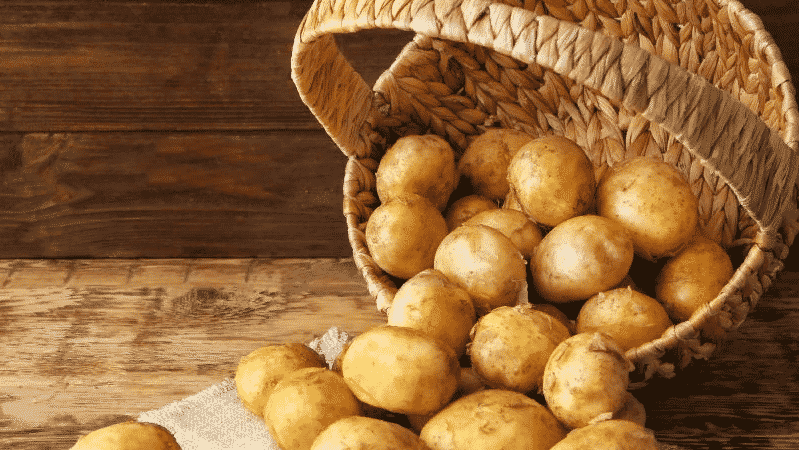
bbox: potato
[543,332,634,429]
[341,325,460,415]
[434,224,527,315]
[70,421,179,450]
[507,135,596,227]
[531,215,634,303]
[458,128,535,201]
[655,236,735,323]
[365,195,448,279]
[407,366,487,433]
[549,420,659,450]
[469,305,571,393]
[613,392,647,427]
[597,156,699,260]
[420,389,568,450]
[376,134,459,211]
[576,287,673,352]
[386,268,476,356]
[529,303,575,334]
[311,416,430,450]
[444,194,498,231]
[464,208,543,258]
[264,367,361,450]
[234,343,326,418]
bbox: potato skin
[459,128,535,201]
[543,332,634,429]
[469,305,571,393]
[507,135,596,227]
[420,389,568,450]
[341,325,460,415]
[464,209,543,259]
[434,224,527,315]
[234,343,326,418]
[531,215,634,303]
[597,156,698,260]
[444,194,498,231]
[549,420,659,450]
[70,422,180,450]
[376,134,458,211]
[576,287,673,352]
[386,269,476,356]
[311,416,431,450]
[264,367,361,450]
[365,195,448,279]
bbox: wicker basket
[292,0,799,385]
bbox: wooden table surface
[1,1,798,449]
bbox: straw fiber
[292,0,799,384]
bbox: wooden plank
[0,257,798,449]
[0,130,356,258]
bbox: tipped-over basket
[291,0,799,385]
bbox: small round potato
[458,128,536,201]
[70,422,180,450]
[311,416,430,450]
[234,343,326,418]
[264,367,361,450]
[469,305,571,393]
[434,224,527,315]
[464,209,543,259]
[365,195,448,279]
[420,389,568,450]
[597,156,699,260]
[376,134,459,211]
[386,268,476,356]
[507,135,596,227]
[543,332,634,429]
[549,420,659,450]
[341,325,460,415]
[655,236,735,323]
[576,287,673,352]
[531,215,634,303]
[444,194,498,231]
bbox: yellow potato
[576,287,673,352]
[434,224,527,315]
[549,420,659,450]
[264,367,361,450]
[444,194,498,231]
[406,366,487,434]
[507,135,596,227]
[469,305,571,393]
[420,389,568,450]
[529,303,576,335]
[597,156,699,260]
[458,128,536,201]
[531,215,634,303]
[543,332,634,429]
[612,392,647,427]
[376,134,459,211]
[386,268,476,356]
[365,194,448,279]
[234,343,326,418]
[70,422,179,450]
[311,416,430,450]
[341,325,460,415]
[463,208,543,259]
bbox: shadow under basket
[292,0,799,386]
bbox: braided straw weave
[292,0,799,384]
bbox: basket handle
[291,0,798,240]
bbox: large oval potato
[434,224,527,315]
[365,195,448,279]
[386,268,476,356]
[507,135,596,227]
[311,416,430,450]
[458,128,535,201]
[264,367,361,450]
[341,325,460,415]
[420,389,567,450]
[376,134,459,211]
[70,422,180,450]
[531,215,634,303]
[234,343,326,418]
[597,156,699,260]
